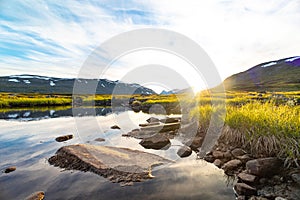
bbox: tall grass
[191,96,300,164]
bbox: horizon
[1,1,300,93]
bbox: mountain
[0,75,156,95]
[221,56,300,91]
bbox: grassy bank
[192,91,300,165]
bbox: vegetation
[1,90,299,165]
[191,90,300,165]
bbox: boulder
[246,157,283,177]
[238,172,258,183]
[146,117,160,123]
[222,159,242,174]
[4,166,16,173]
[231,148,247,158]
[111,125,121,129]
[177,145,192,158]
[212,150,224,159]
[25,191,45,200]
[49,144,172,184]
[139,134,171,150]
[203,154,215,163]
[213,159,223,168]
[234,183,257,196]
[55,134,73,142]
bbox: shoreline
[202,125,300,200]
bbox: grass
[191,90,300,166]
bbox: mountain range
[220,56,300,92]
[1,56,299,94]
[0,75,155,94]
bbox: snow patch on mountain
[8,79,20,83]
[285,56,300,62]
[10,75,50,80]
[261,62,277,68]
[23,80,31,84]
[50,81,55,86]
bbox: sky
[1,0,300,92]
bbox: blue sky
[1,0,300,91]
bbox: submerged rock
[25,191,45,200]
[48,144,172,184]
[55,134,73,142]
[4,166,16,173]
[139,134,171,150]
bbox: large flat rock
[49,144,172,184]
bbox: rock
[4,166,16,173]
[94,138,105,142]
[55,134,73,142]
[111,125,121,129]
[222,159,242,174]
[246,157,283,177]
[49,144,172,184]
[232,148,247,158]
[234,183,257,196]
[159,117,180,124]
[275,197,287,200]
[213,159,223,168]
[224,150,232,159]
[237,154,252,163]
[124,130,156,139]
[187,136,203,151]
[249,197,268,200]
[25,191,45,200]
[237,196,246,200]
[291,173,300,184]
[146,117,160,123]
[139,134,171,150]
[139,122,160,127]
[203,154,215,163]
[141,122,180,133]
[238,172,258,183]
[212,150,224,159]
[131,101,141,112]
[177,145,192,158]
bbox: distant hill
[221,56,300,91]
[0,75,156,95]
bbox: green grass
[191,91,300,165]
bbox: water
[0,109,235,200]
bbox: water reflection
[0,111,235,199]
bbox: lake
[0,108,235,200]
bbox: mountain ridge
[0,74,156,95]
[220,56,300,92]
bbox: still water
[0,109,235,200]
